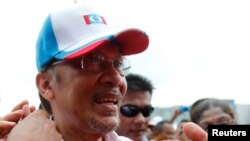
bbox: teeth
[97,98,118,104]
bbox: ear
[36,72,54,101]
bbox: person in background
[190,98,236,132]
[7,4,149,141]
[175,119,191,141]
[116,73,154,141]
[147,116,163,140]
[147,105,189,140]
[169,106,189,123]
[150,120,176,141]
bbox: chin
[104,116,120,130]
[87,115,120,133]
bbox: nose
[100,64,124,87]
[134,112,147,124]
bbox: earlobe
[36,73,54,100]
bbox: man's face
[116,90,152,141]
[159,123,176,140]
[44,43,127,135]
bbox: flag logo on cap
[83,14,107,25]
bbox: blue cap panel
[36,15,59,71]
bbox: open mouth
[96,97,119,105]
[94,92,122,105]
[94,93,121,115]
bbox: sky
[1,0,250,116]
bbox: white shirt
[61,131,132,141]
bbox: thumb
[183,122,207,141]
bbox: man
[9,4,149,141]
[116,74,154,141]
[5,4,208,141]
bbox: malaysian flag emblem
[83,14,107,25]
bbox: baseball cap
[36,5,149,71]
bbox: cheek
[67,72,98,91]
[119,117,133,131]
[120,80,127,96]
[56,76,95,104]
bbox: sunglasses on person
[120,104,154,117]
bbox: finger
[0,121,16,129]
[22,105,30,118]
[0,129,9,139]
[1,110,23,122]
[11,100,29,112]
[20,105,36,119]
[183,122,207,141]
[29,106,36,113]
[0,121,16,137]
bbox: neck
[62,131,104,141]
[57,120,105,141]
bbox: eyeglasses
[51,54,131,75]
[120,104,154,117]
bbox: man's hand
[183,122,207,141]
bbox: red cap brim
[115,28,149,55]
